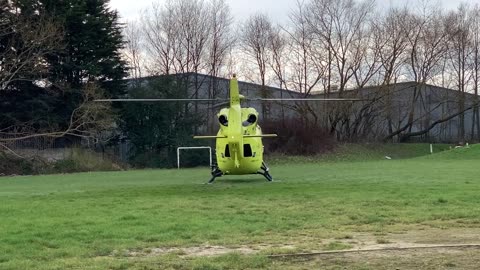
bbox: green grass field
[1,144,480,269]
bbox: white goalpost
[176,146,212,169]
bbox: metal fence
[0,134,130,163]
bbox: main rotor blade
[95,98,228,102]
[212,101,230,108]
[245,98,366,101]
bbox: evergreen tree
[1,0,126,134]
[14,0,127,89]
[119,77,207,168]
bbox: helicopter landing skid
[207,166,223,184]
[257,162,273,182]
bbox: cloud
[109,0,480,23]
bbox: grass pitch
[1,144,480,269]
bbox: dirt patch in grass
[120,228,480,259]
[301,227,480,254]
[364,227,480,249]
[269,228,480,269]
[122,244,297,258]
[276,246,480,270]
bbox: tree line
[2,0,480,166]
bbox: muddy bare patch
[278,246,480,270]
[117,228,480,259]
[309,227,480,252]
[123,244,297,258]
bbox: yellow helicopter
[194,76,278,183]
[97,75,361,183]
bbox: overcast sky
[110,0,480,24]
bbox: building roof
[122,73,479,99]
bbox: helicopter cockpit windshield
[242,114,257,126]
[219,115,228,126]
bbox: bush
[53,148,123,173]
[262,118,336,155]
[52,159,77,173]
[0,148,123,176]
[0,152,50,175]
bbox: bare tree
[241,13,275,118]
[285,0,326,95]
[276,0,329,125]
[375,7,411,86]
[141,2,177,75]
[202,0,234,131]
[207,0,234,79]
[470,5,480,141]
[306,0,375,138]
[307,0,375,94]
[141,0,234,78]
[123,20,144,80]
[241,13,272,87]
[171,0,210,75]
[0,83,115,157]
[351,19,382,88]
[385,3,451,141]
[0,3,62,90]
[267,24,286,90]
[445,4,474,142]
[372,7,411,136]
[141,0,213,122]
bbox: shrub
[262,118,336,155]
[53,148,123,173]
[0,148,123,176]
[52,159,77,173]
[0,152,50,175]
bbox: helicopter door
[243,144,253,157]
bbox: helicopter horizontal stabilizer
[243,134,278,138]
[193,135,227,139]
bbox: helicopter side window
[244,144,252,157]
[219,115,228,126]
[224,144,230,157]
[242,114,257,127]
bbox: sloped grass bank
[419,143,480,160]
[270,143,451,164]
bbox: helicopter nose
[229,136,240,145]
